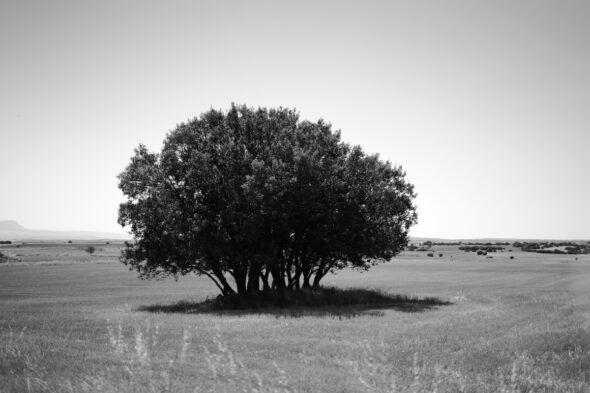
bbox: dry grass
[3,320,589,392]
[0,242,123,265]
[1,243,590,392]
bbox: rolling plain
[1,242,589,392]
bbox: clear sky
[1,0,588,239]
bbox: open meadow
[1,242,590,392]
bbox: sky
[0,0,588,239]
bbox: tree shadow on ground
[137,287,452,319]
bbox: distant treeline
[407,241,510,251]
[0,240,11,245]
[459,245,505,253]
[422,241,509,246]
[513,242,589,255]
[406,240,590,255]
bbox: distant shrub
[536,249,566,255]
[565,246,589,254]
[476,250,483,255]
[459,245,503,253]
[68,240,73,244]
[510,256,514,259]
[106,241,110,245]
[427,253,434,257]
[518,241,588,254]
[439,253,443,257]
[84,246,96,254]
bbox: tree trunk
[270,267,286,294]
[247,263,261,292]
[302,272,311,288]
[312,262,329,288]
[293,272,301,289]
[292,262,303,289]
[211,267,236,296]
[286,267,294,288]
[312,271,324,288]
[261,269,271,291]
[232,268,247,294]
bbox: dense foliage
[118,105,417,295]
[514,241,589,255]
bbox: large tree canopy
[118,105,417,296]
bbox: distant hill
[0,220,130,241]
[1,220,583,243]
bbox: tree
[85,246,96,254]
[118,104,417,296]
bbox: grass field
[1,243,590,392]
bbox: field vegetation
[1,242,590,392]
[0,241,122,265]
[513,242,589,255]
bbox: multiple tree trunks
[190,254,338,296]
